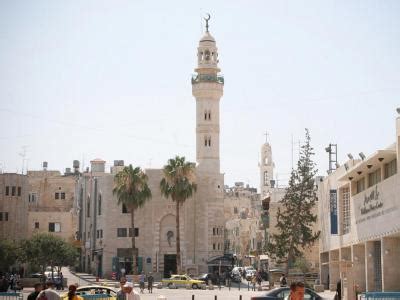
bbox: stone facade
[77,24,225,278]
[223,183,262,262]
[318,110,400,298]
[0,173,29,240]
[27,169,77,241]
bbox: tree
[0,239,18,273]
[160,156,197,274]
[20,234,79,279]
[113,164,152,275]
[267,129,320,275]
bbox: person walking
[67,285,82,300]
[36,281,61,300]
[122,282,140,300]
[336,280,342,300]
[289,282,305,300]
[147,273,154,293]
[28,283,43,300]
[117,277,127,300]
[138,272,145,293]
[279,274,287,287]
[251,274,257,291]
[59,273,64,290]
[0,275,9,292]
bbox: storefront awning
[207,255,234,266]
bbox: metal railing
[360,292,400,300]
[191,74,224,85]
[0,292,23,300]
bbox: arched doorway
[159,214,177,277]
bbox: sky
[0,0,399,189]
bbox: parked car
[162,274,205,289]
[61,285,117,300]
[230,272,242,283]
[29,273,45,278]
[197,273,217,285]
[250,287,322,300]
[245,269,257,281]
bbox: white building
[318,109,400,299]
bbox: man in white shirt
[36,281,60,300]
[122,282,140,300]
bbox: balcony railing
[191,74,224,85]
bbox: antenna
[291,134,294,170]
[18,145,28,174]
[325,143,338,173]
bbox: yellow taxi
[161,274,205,289]
[60,285,117,300]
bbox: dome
[199,31,216,44]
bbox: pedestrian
[289,281,305,300]
[256,270,262,286]
[0,275,9,292]
[117,277,127,300]
[122,282,140,300]
[336,280,342,300]
[59,273,64,290]
[251,275,257,291]
[9,275,15,291]
[36,281,61,300]
[147,273,154,293]
[279,274,287,287]
[139,272,145,293]
[28,283,43,300]
[67,285,82,300]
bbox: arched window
[204,111,207,120]
[208,137,211,147]
[204,137,208,147]
[208,111,211,120]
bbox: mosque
[76,17,226,277]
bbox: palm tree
[160,156,197,274]
[113,164,151,275]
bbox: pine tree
[267,129,320,275]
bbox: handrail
[191,74,224,85]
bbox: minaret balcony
[191,74,224,85]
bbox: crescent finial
[204,13,211,32]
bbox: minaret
[260,135,274,198]
[192,15,224,174]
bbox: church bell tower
[260,137,275,198]
[192,15,224,174]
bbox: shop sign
[360,185,383,215]
[330,189,338,234]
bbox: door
[164,254,177,278]
[97,254,103,278]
